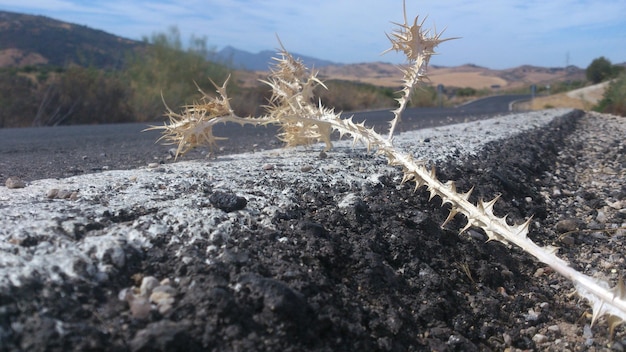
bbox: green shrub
[587,56,623,84]
[595,73,626,116]
[456,87,477,97]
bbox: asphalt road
[0,95,530,182]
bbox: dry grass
[528,94,593,110]
[427,71,507,89]
[522,81,611,111]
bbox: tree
[586,56,617,84]
[122,27,231,122]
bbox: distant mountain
[216,45,340,71]
[0,10,144,68]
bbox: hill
[315,62,587,90]
[0,10,144,68]
[0,10,588,92]
[216,45,339,71]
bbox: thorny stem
[382,0,456,140]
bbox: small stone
[148,163,160,168]
[607,200,623,209]
[5,177,26,189]
[149,290,175,314]
[262,163,274,170]
[118,288,130,301]
[591,231,607,240]
[209,191,247,212]
[502,332,512,346]
[151,285,176,296]
[318,151,328,159]
[555,219,579,233]
[47,189,59,198]
[57,189,72,199]
[524,308,539,321]
[532,334,549,344]
[547,325,560,334]
[140,276,160,296]
[596,210,607,223]
[129,296,151,319]
[560,235,575,245]
[300,165,313,172]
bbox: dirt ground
[2,110,626,351]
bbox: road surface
[0,95,530,181]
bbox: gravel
[1,108,625,351]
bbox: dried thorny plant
[150,1,626,338]
[381,0,456,139]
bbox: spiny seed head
[383,1,453,62]
[146,76,235,158]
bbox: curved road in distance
[1,94,530,182]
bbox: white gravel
[0,109,574,290]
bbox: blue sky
[1,0,625,69]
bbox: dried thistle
[145,75,264,158]
[260,39,338,150]
[151,1,626,335]
[382,0,456,139]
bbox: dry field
[234,61,585,92]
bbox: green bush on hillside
[595,73,626,116]
[586,57,624,84]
